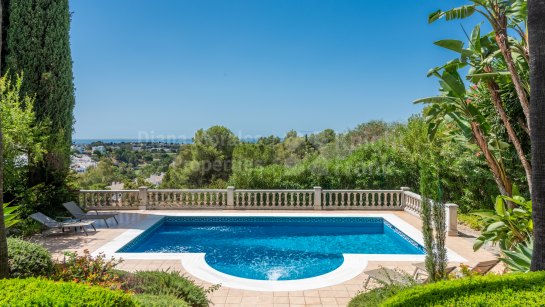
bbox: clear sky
[70,0,482,140]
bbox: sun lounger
[30,212,96,236]
[468,259,500,275]
[63,201,118,228]
[363,268,412,289]
[412,262,457,279]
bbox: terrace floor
[33,210,500,307]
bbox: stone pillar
[446,203,459,236]
[138,186,148,210]
[226,186,235,210]
[314,187,322,210]
[400,187,410,208]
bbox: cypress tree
[4,0,75,196]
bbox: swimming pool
[118,216,424,281]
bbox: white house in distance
[146,173,165,186]
[91,145,106,154]
[70,154,97,173]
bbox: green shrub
[348,284,407,307]
[381,272,545,306]
[7,237,53,278]
[133,294,190,307]
[122,270,216,307]
[0,278,136,306]
[53,250,123,289]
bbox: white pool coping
[93,212,467,291]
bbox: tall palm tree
[529,0,545,271]
[415,66,513,197]
[0,0,9,279]
[430,0,531,130]
[434,25,532,188]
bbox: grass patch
[458,213,482,231]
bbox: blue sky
[70,0,482,139]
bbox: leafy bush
[133,294,190,307]
[501,239,533,272]
[381,272,545,306]
[0,278,136,306]
[53,250,123,289]
[7,237,53,278]
[472,193,532,251]
[348,284,407,307]
[121,270,216,307]
[3,202,20,228]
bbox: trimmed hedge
[7,238,53,278]
[0,278,136,306]
[380,272,545,306]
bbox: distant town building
[146,173,165,186]
[70,154,97,173]
[71,145,85,154]
[91,145,106,154]
[107,182,125,190]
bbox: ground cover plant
[0,278,136,307]
[120,270,218,307]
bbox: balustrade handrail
[324,189,402,192]
[403,191,422,200]
[236,189,314,192]
[80,189,139,192]
[148,189,228,192]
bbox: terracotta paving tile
[288,296,306,304]
[258,295,274,304]
[272,296,289,304]
[211,289,230,297]
[319,290,338,298]
[320,297,339,304]
[304,290,321,297]
[240,296,259,304]
[304,296,322,304]
[211,296,227,304]
[288,291,305,297]
[273,291,289,297]
[336,297,352,306]
[224,296,242,304]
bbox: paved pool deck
[33,210,500,307]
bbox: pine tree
[4,0,75,195]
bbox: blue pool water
[119,217,424,280]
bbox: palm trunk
[0,0,9,279]
[494,17,531,130]
[484,76,532,188]
[470,121,512,197]
[0,105,7,279]
[529,0,545,272]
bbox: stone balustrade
[78,186,458,235]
